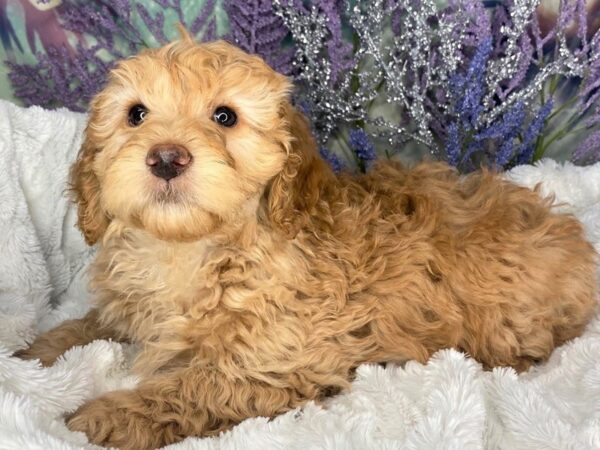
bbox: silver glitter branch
[479,0,596,127]
[274,0,600,166]
[484,0,540,108]
[273,0,472,154]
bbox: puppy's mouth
[150,179,189,204]
[153,181,183,203]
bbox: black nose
[146,145,192,181]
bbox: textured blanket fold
[0,100,599,450]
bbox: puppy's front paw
[67,392,157,450]
[13,345,60,367]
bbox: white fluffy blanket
[1,99,600,450]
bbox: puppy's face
[74,40,300,242]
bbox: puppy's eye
[213,106,237,127]
[128,104,148,127]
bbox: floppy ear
[69,127,109,245]
[266,104,333,238]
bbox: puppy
[19,34,598,450]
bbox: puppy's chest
[97,238,228,306]
[93,230,300,338]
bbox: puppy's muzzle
[146,144,192,181]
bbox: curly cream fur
[20,38,598,450]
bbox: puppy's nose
[146,145,192,181]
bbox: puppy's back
[347,161,598,371]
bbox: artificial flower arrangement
[4,0,600,172]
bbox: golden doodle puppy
[19,33,598,449]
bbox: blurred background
[1,0,599,170]
[0,0,227,104]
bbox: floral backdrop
[1,0,599,172]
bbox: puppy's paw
[13,346,60,367]
[67,391,157,450]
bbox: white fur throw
[0,99,599,450]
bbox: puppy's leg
[67,367,306,450]
[14,309,122,366]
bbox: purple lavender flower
[154,0,184,24]
[556,0,578,36]
[349,128,377,162]
[462,101,527,168]
[450,36,493,128]
[137,4,168,44]
[137,0,215,42]
[7,44,112,111]
[320,147,344,173]
[6,0,139,111]
[497,34,533,101]
[580,36,600,113]
[7,0,220,110]
[279,0,353,84]
[445,121,461,167]
[575,0,589,54]
[59,0,142,53]
[390,0,402,36]
[441,0,490,47]
[495,139,517,168]
[476,101,525,142]
[573,128,600,163]
[318,0,354,85]
[530,6,553,62]
[5,0,599,170]
[190,0,217,40]
[490,2,510,56]
[445,36,497,169]
[586,106,600,128]
[517,100,554,165]
[445,31,542,170]
[295,100,313,117]
[225,1,294,75]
